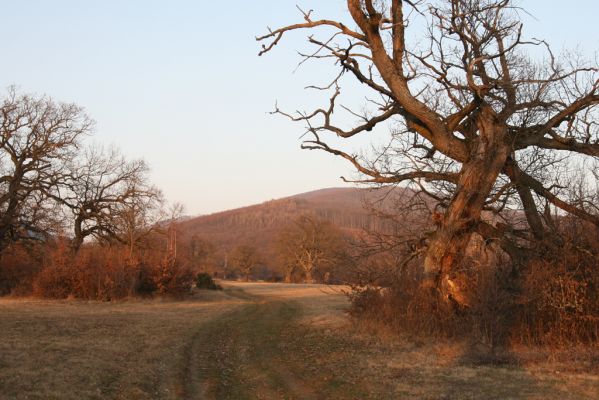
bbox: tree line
[182,214,352,284]
[0,87,193,298]
[0,87,352,297]
[0,87,162,255]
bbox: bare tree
[0,87,91,252]
[231,244,261,281]
[165,201,185,260]
[277,215,345,283]
[258,1,599,306]
[111,181,163,260]
[55,145,151,252]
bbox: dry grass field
[0,290,245,400]
[1,282,598,399]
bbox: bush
[31,241,77,299]
[0,225,215,300]
[153,257,194,297]
[135,262,158,296]
[32,244,138,300]
[195,272,222,290]
[0,244,42,295]
[32,262,76,299]
[514,249,599,345]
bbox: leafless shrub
[152,257,194,297]
[32,242,136,300]
[515,245,599,346]
[29,240,194,300]
[0,243,41,295]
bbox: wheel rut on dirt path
[182,287,316,400]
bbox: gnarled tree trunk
[423,109,510,307]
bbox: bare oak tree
[57,145,151,252]
[277,215,345,283]
[258,0,599,306]
[110,180,163,260]
[0,88,91,252]
[231,244,262,281]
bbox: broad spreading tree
[0,87,166,258]
[110,181,163,259]
[258,0,599,306]
[57,146,152,252]
[277,215,345,283]
[231,244,262,281]
[0,88,91,252]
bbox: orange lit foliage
[0,244,41,295]
[29,240,193,300]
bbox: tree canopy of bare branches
[231,244,262,281]
[258,0,599,306]
[277,215,345,283]
[55,146,155,252]
[0,87,91,251]
[0,88,164,258]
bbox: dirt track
[180,283,352,400]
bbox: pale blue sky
[0,1,597,215]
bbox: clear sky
[0,1,597,215]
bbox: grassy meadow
[0,282,598,399]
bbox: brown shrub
[152,257,194,297]
[514,247,599,346]
[0,217,196,300]
[29,243,193,300]
[0,244,42,295]
[75,247,139,300]
[31,241,76,298]
[135,262,158,296]
[32,243,138,300]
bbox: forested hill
[177,187,395,263]
[180,187,372,237]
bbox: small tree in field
[258,0,599,306]
[277,215,345,283]
[111,181,163,260]
[231,244,261,281]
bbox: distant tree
[188,234,216,271]
[259,0,599,306]
[231,244,261,281]
[165,201,185,259]
[0,87,91,253]
[277,215,345,283]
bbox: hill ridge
[177,187,377,268]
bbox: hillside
[177,187,394,271]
